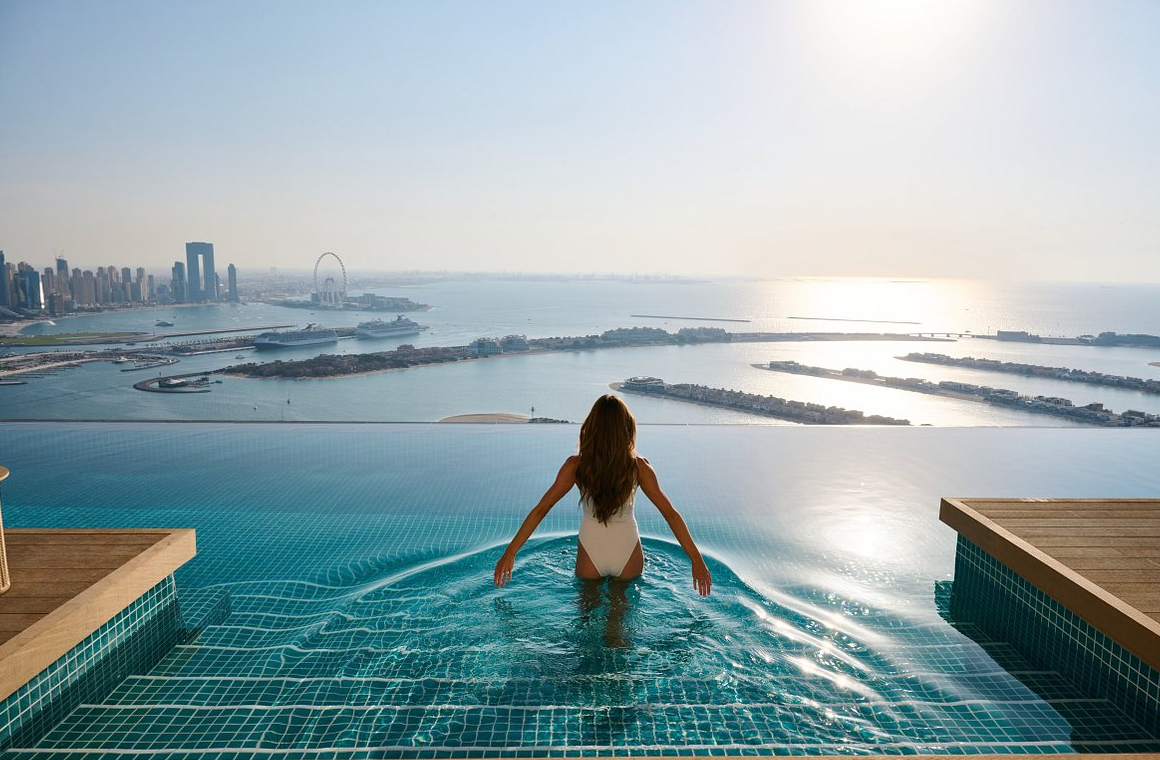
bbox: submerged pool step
[194,619,459,648]
[33,697,1153,753]
[151,642,823,680]
[101,671,1103,710]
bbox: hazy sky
[1,0,1158,280]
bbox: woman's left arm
[493,456,578,587]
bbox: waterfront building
[171,262,187,303]
[46,292,65,316]
[0,252,10,307]
[472,337,503,357]
[185,242,216,301]
[77,270,96,304]
[500,334,530,351]
[623,376,666,392]
[227,264,238,302]
[95,267,111,304]
[53,258,71,299]
[147,274,155,301]
[17,268,43,310]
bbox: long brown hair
[575,394,638,524]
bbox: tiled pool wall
[949,536,1160,737]
[0,577,184,750]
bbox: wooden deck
[940,498,1160,671]
[0,529,196,702]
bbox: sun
[804,0,987,87]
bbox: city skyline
[0,244,240,315]
[2,1,1159,282]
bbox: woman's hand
[692,558,712,596]
[494,551,515,588]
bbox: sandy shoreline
[438,413,530,423]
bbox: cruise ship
[253,324,339,349]
[356,315,421,339]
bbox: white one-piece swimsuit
[578,490,641,577]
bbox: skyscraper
[55,257,70,299]
[0,251,9,307]
[171,261,187,303]
[185,242,216,301]
[17,268,43,310]
[227,263,238,302]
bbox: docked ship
[356,315,421,339]
[253,323,339,349]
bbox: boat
[155,320,174,327]
[253,323,339,349]
[355,315,421,339]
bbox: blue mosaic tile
[948,535,1160,738]
[0,577,183,751]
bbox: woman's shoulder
[634,455,653,471]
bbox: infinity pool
[2,423,1159,756]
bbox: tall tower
[227,263,238,302]
[0,251,9,307]
[55,257,70,299]
[171,261,187,303]
[185,242,216,301]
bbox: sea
[3,277,1160,424]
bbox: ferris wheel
[313,252,348,308]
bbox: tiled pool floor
[3,423,1160,755]
[5,539,1158,757]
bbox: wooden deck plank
[0,528,195,702]
[1019,536,1158,547]
[941,498,1160,672]
[4,530,169,545]
[1055,557,1159,570]
[1011,527,1160,537]
[5,567,115,585]
[1101,583,1160,594]
[1117,547,1160,558]
[991,518,1160,528]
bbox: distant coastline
[218,328,951,381]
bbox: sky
[1,0,1158,280]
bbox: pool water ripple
[20,537,1157,755]
[6,423,1160,756]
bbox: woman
[493,394,712,596]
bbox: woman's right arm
[637,457,712,596]
[493,456,579,587]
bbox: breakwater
[630,314,751,323]
[760,360,1160,427]
[899,353,1160,394]
[614,377,910,425]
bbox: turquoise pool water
[2,423,1159,756]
